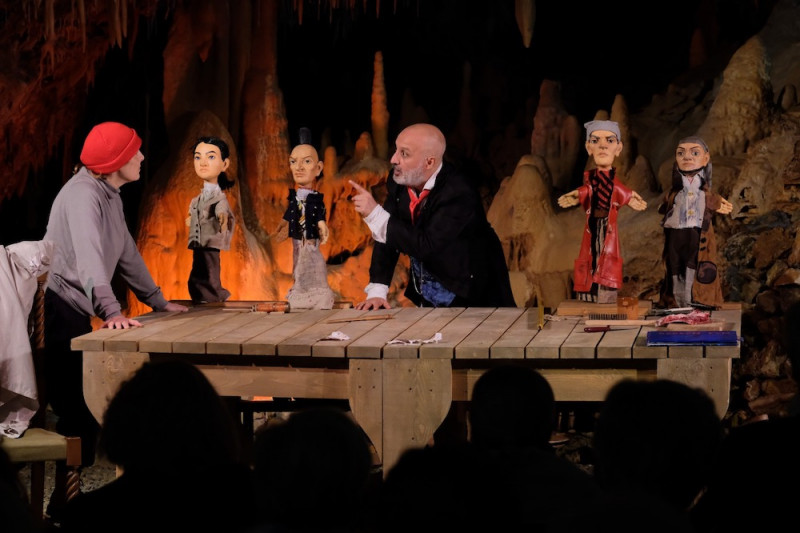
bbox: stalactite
[371,50,389,160]
[515,0,535,48]
[78,0,87,51]
[108,0,119,46]
[41,0,56,72]
[121,0,128,39]
[44,0,54,40]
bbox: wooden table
[72,304,740,474]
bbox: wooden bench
[2,273,83,520]
[1,429,82,519]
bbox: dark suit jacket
[369,162,515,307]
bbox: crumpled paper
[319,331,350,341]
[386,332,443,345]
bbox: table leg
[657,357,732,418]
[349,359,383,463]
[82,351,150,424]
[379,358,452,476]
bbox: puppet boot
[685,268,696,306]
[672,275,686,307]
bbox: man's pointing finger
[348,180,368,194]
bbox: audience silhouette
[690,300,800,532]
[380,364,600,532]
[59,359,256,533]
[469,364,557,452]
[563,490,695,533]
[590,378,723,515]
[45,342,786,533]
[249,406,375,533]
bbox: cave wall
[0,0,797,420]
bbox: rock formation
[0,0,799,421]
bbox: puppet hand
[272,220,289,243]
[318,221,330,244]
[557,190,579,208]
[348,180,379,216]
[185,215,191,227]
[717,197,733,215]
[629,192,647,211]
[218,212,229,235]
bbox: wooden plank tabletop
[346,307,434,359]
[633,326,666,359]
[596,326,641,359]
[103,313,199,352]
[172,311,270,354]
[206,311,294,355]
[382,307,464,359]
[312,308,406,358]
[70,309,218,352]
[527,316,580,359]
[421,307,496,359]
[277,308,369,357]
[705,308,742,359]
[71,304,742,363]
[455,307,526,359]
[242,309,332,356]
[561,322,603,359]
[139,311,235,353]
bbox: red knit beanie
[80,122,142,174]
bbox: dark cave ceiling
[0,0,775,245]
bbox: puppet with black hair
[658,136,732,308]
[186,136,235,303]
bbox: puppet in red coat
[558,120,647,304]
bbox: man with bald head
[350,123,514,309]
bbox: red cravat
[408,188,430,223]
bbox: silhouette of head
[98,359,243,474]
[592,379,722,510]
[469,365,556,451]
[252,406,373,530]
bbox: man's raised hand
[349,180,378,217]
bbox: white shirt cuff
[364,283,389,301]
[363,205,390,244]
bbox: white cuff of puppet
[364,283,389,301]
[363,205,389,244]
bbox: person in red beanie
[41,122,188,504]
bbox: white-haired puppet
[558,120,647,304]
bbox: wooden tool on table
[251,302,289,312]
[584,325,640,332]
[325,314,394,324]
